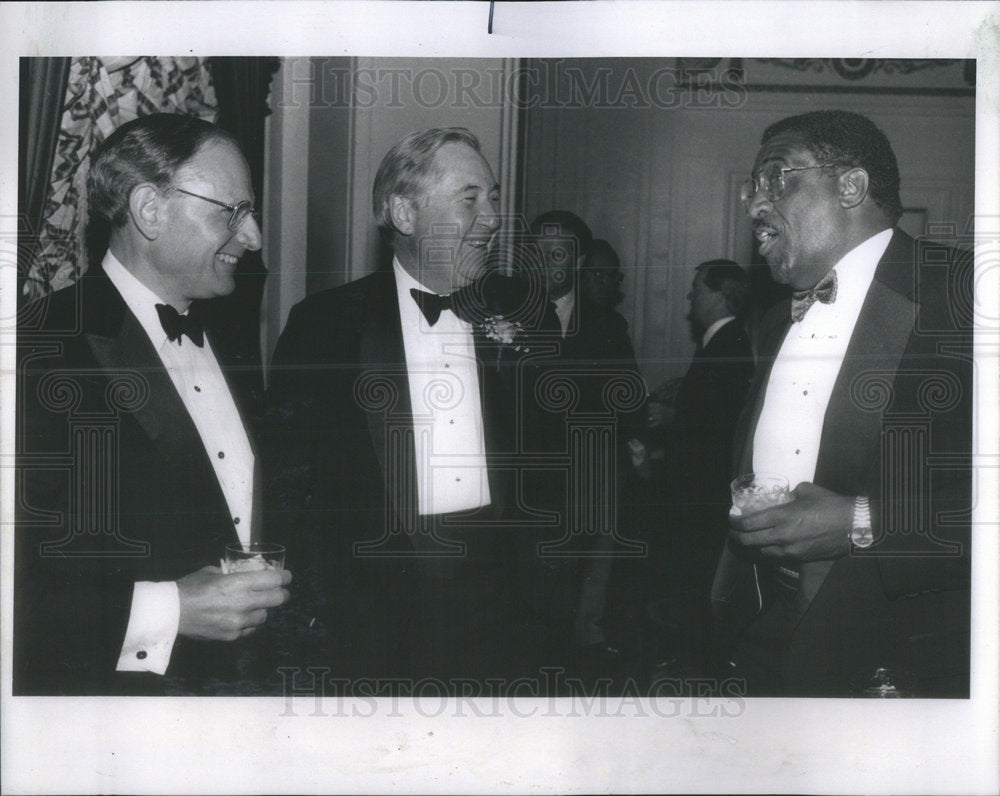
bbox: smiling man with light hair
[267,128,567,688]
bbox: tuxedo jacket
[265,268,568,679]
[670,318,754,565]
[15,266,264,695]
[711,229,972,696]
[559,294,646,437]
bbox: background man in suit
[713,110,972,696]
[15,113,291,695]
[649,259,754,674]
[579,238,626,311]
[529,213,648,675]
[267,128,567,688]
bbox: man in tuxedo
[713,110,972,696]
[15,113,291,695]
[267,128,567,688]
[529,213,647,666]
[657,260,753,673]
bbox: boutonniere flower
[481,314,528,351]
[452,270,550,357]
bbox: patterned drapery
[25,57,218,301]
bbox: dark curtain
[18,57,71,304]
[206,57,281,357]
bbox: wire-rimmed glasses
[739,163,833,210]
[175,187,256,230]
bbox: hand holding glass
[730,472,793,516]
[223,542,285,573]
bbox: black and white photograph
[2,2,998,794]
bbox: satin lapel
[815,276,912,491]
[85,308,210,473]
[796,234,915,613]
[358,274,412,483]
[471,326,510,513]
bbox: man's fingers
[791,481,826,499]
[254,587,290,609]
[234,584,290,612]
[245,608,269,627]
[229,568,292,590]
[731,527,781,548]
[731,527,798,560]
[733,507,781,533]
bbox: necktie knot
[410,289,455,326]
[790,270,838,323]
[156,303,204,347]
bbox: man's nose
[745,188,772,219]
[476,209,502,234]
[236,214,262,251]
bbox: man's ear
[389,194,416,236]
[839,167,870,210]
[127,183,162,241]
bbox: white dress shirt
[393,258,491,516]
[103,251,255,674]
[753,228,892,488]
[553,288,576,338]
[702,315,736,350]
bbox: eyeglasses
[739,163,833,209]
[174,188,257,230]
[587,269,624,283]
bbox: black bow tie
[156,303,204,347]
[411,289,457,326]
[790,270,838,323]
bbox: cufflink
[136,650,148,660]
[850,495,873,549]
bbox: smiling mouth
[754,224,779,256]
[216,252,241,266]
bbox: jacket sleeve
[871,251,973,599]
[15,342,136,693]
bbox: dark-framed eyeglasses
[588,269,624,283]
[174,188,257,230]
[739,163,833,209]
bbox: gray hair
[372,127,483,239]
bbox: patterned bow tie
[155,303,204,346]
[410,289,457,326]
[790,270,838,323]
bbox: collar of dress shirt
[702,315,736,349]
[393,254,450,295]
[820,227,893,313]
[392,256,475,340]
[102,250,182,350]
[553,288,576,335]
[393,257,466,314]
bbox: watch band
[850,495,873,549]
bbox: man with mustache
[15,114,290,695]
[713,110,972,696]
[267,128,566,687]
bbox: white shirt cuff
[116,581,180,674]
